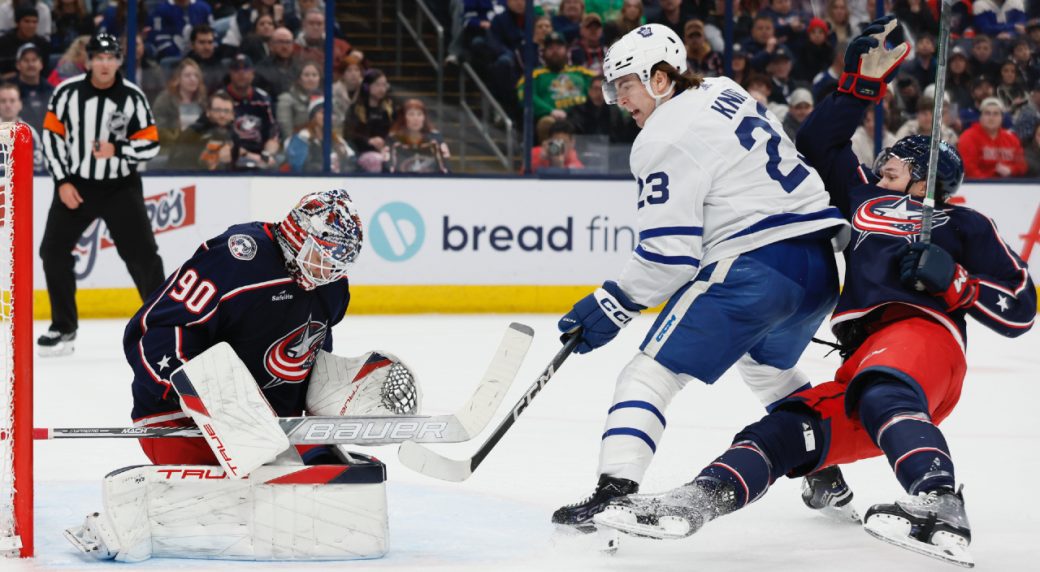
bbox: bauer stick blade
[398,333,581,482]
[25,323,534,446]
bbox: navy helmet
[873,135,964,201]
[86,32,122,59]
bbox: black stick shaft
[467,335,582,473]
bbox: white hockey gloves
[307,350,422,416]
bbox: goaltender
[64,189,421,562]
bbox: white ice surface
[13,314,1040,571]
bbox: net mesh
[0,122,23,555]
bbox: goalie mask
[275,189,363,290]
[307,351,422,416]
[602,24,686,107]
[872,135,965,201]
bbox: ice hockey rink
[16,313,1040,572]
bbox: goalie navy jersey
[125,222,351,424]
[797,92,1036,349]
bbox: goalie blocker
[65,455,389,562]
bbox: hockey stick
[398,333,582,482]
[19,322,534,447]
[920,0,953,244]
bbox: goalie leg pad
[170,342,291,478]
[68,456,389,562]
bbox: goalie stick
[18,322,534,447]
[398,333,581,482]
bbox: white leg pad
[736,354,810,408]
[170,342,291,478]
[80,462,388,562]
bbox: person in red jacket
[957,97,1028,178]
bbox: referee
[38,33,165,357]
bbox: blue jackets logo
[370,202,425,261]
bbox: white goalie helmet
[602,23,687,105]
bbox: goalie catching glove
[838,15,910,102]
[307,350,422,416]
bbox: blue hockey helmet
[872,135,964,201]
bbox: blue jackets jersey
[125,222,351,423]
[228,86,279,157]
[797,92,1036,349]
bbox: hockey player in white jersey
[552,23,853,531]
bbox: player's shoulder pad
[202,222,272,263]
[942,204,994,235]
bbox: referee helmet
[87,33,122,59]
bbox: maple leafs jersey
[797,92,1036,349]
[620,76,849,307]
[125,222,351,425]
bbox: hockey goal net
[0,122,33,558]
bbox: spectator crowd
[2,1,1040,178]
[0,0,451,174]
[451,0,1040,177]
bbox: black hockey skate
[802,465,861,523]
[863,487,974,568]
[552,474,639,533]
[37,327,76,357]
[592,477,737,540]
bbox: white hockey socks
[736,354,811,409]
[170,342,291,478]
[65,457,389,562]
[598,353,688,483]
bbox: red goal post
[1,121,34,558]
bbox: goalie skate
[592,478,736,540]
[802,465,861,523]
[863,488,974,568]
[63,512,119,560]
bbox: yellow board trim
[32,285,1040,320]
[33,286,608,318]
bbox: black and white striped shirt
[43,71,160,184]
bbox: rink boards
[28,175,1040,317]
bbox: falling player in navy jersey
[592,16,1035,568]
[123,188,419,466]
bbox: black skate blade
[864,516,975,568]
